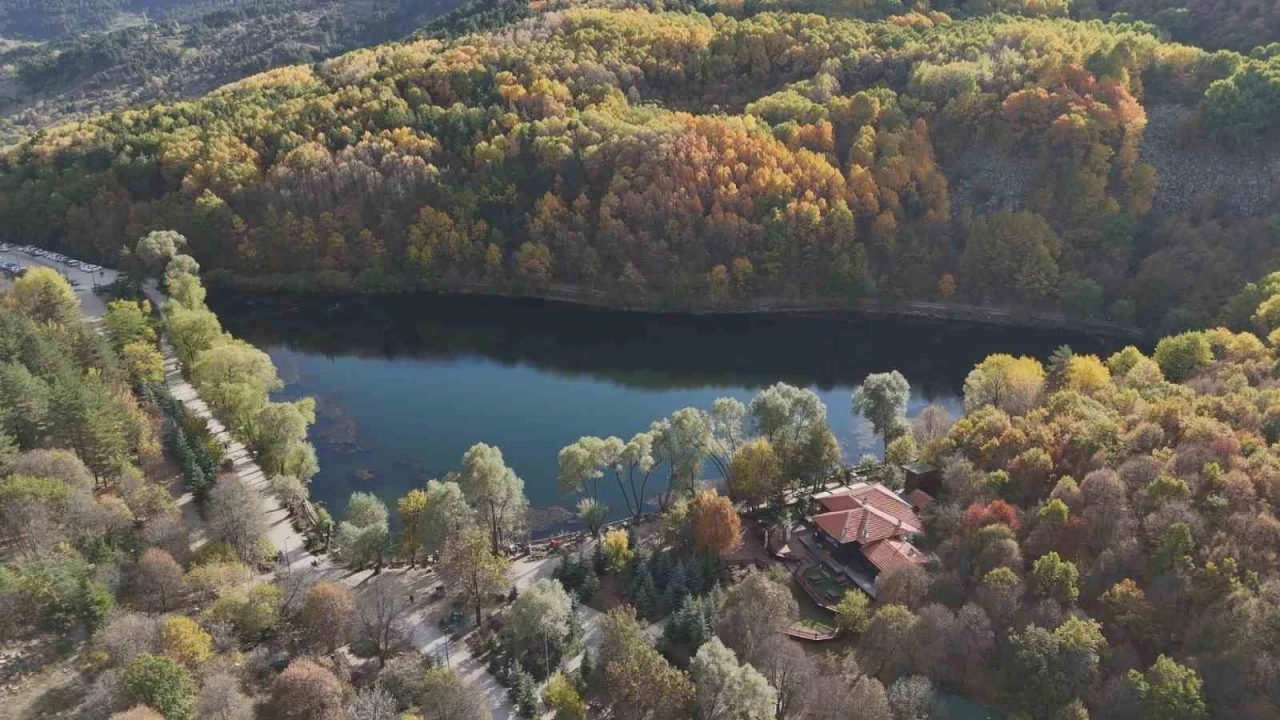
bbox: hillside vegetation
[0,0,469,144]
[3,1,1280,329]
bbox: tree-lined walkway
[160,339,316,566]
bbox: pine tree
[579,566,600,605]
[577,649,594,692]
[628,565,658,619]
[665,563,689,609]
[511,664,539,718]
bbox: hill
[0,0,472,145]
[3,1,1280,331]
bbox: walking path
[159,330,523,717]
[160,339,317,567]
[150,281,613,719]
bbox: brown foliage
[689,489,740,558]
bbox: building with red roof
[808,483,927,578]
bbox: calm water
[210,293,1124,528]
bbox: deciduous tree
[439,527,509,627]
[123,653,196,720]
[691,637,777,720]
[207,477,268,564]
[455,443,528,552]
[853,371,910,452]
[268,658,344,720]
[159,616,211,668]
[299,581,354,653]
[690,489,740,558]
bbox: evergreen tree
[628,565,658,619]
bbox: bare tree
[849,676,892,720]
[420,666,492,720]
[874,565,931,610]
[910,405,953,446]
[756,636,813,720]
[268,658,344,720]
[300,582,354,654]
[196,672,253,720]
[716,572,798,666]
[141,514,192,567]
[887,675,935,720]
[98,611,162,668]
[133,548,185,612]
[355,575,410,667]
[347,683,399,720]
[207,477,268,564]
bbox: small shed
[904,461,943,498]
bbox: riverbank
[205,271,1148,342]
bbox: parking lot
[0,244,119,319]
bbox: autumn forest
[0,0,1278,332]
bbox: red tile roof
[817,493,862,512]
[861,538,928,573]
[907,489,936,511]
[811,502,921,546]
[813,483,923,544]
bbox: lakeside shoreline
[207,272,1149,342]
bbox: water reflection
[210,292,1126,522]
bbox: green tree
[726,438,781,509]
[455,443,528,552]
[190,340,280,437]
[1127,655,1206,720]
[12,267,79,325]
[123,653,197,719]
[960,210,1062,305]
[104,300,154,351]
[123,342,165,385]
[543,673,586,720]
[398,488,429,567]
[48,370,127,483]
[835,589,871,634]
[853,371,910,453]
[690,637,777,720]
[599,607,695,720]
[1152,332,1212,382]
[1005,617,1106,717]
[439,527,510,626]
[252,399,317,480]
[335,491,389,570]
[507,578,575,676]
[17,556,113,630]
[419,479,472,555]
[165,304,223,369]
[135,231,188,273]
[0,363,50,448]
[576,497,607,538]
[1031,552,1080,605]
[1061,279,1103,321]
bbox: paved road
[0,247,119,319]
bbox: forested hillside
[3,1,1280,329]
[0,0,468,144]
[847,294,1280,720]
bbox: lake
[209,293,1124,530]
